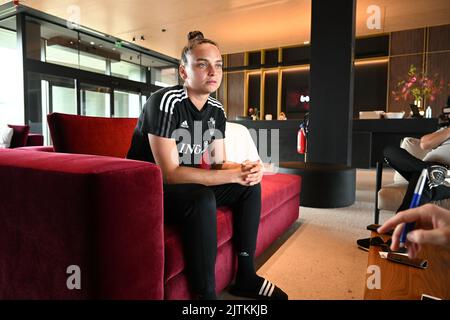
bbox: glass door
[27,72,77,145]
[80,83,111,117]
[48,77,77,115]
[114,90,141,118]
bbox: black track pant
[163,182,261,295]
[383,145,450,212]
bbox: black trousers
[163,182,261,295]
[383,145,450,212]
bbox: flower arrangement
[248,107,260,120]
[392,64,445,109]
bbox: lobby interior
[1,0,450,300]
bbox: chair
[374,137,450,224]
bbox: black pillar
[308,0,356,166]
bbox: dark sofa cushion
[8,124,30,148]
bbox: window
[111,60,143,82]
[80,83,111,117]
[79,52,106,74]
[51,80,77,115]
[26,16,80,67]
[0,17,23,125]
[26,72,77,143]
[142,55,179,86]
[45,43,79,68]
[78,33,108,74]
[114,90,141,118]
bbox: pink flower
[392,64,444,103]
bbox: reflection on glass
[142,54,179,86]
[78,33,110,74]
[141,95,149,109]
[153,67,178,87]
[111,60,143,82]
[79,52,106,74]
[46,44,79,68]
[25,16,178,82]
[114,90,140,118]
[81,84,111,117]
[0,25,22,125]
[27,72,76,144]
[26,16,80,65]
[52,86,76,114]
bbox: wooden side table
[364,231,450,299]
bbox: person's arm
[377,204,450,258]
[207,138,242,170]
[208,138,264,185]
[420,127,450,150]
[148,134,248,186]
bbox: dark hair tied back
[181,31,218,65]
[188,31,204,42]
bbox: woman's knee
[191,186,216,210]
[241,183,262,200]
[383,145,399,159]
[249,183,261,195]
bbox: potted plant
[248,107,260,120]
[392,64,445,115]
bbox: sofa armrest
[15,145,54,152]
[0,149,164,299]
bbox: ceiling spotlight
[161,29,166,32]
[132,36,136,41]
[90,41,95,45]
[140,35,145,41]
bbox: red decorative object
[297,126,306,154]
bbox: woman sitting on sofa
[127,31,287,300]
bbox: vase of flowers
[392,64,445,115]
[248,107,260,121]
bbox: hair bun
[188,31,204,42]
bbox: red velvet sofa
[0,113,301,299]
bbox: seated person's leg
[164,183,218,299]
[383,145,428,181]
[212,183,288,300]
[395,164,450,213]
